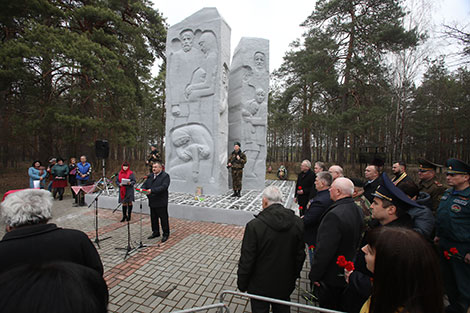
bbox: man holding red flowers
[309,177,364,310]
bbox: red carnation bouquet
[443,247,464,261]
[337,255,355,272]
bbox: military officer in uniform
[146,144,162,173]
[417,158,446,214]
[227,142,247,197]
[435,158,470,313]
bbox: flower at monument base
[309,245,315,252]
[449,247,459,255]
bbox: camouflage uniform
[147,149,162,173]
[228,150,247,192]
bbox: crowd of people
[5,147,469,313]
[27,155,92,206]
[237,157,470,313]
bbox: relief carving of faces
[172,130,191,147]
[180,30,194,53]
[198,32,216,55]
[254,52,266,71]
[256,88,266,104]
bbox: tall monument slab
[228,37,269,190]
[165,8,231,195]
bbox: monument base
[85,180,295,226]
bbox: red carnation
[449,247,459,255]
[299,206,303,210]
[444,251,450,260]
[309,245,315,251]
[298,186,302,190]
[336,255,347,267]
[345,261,355,272]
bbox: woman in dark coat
[115,162,136,222]
[51,158,68,200]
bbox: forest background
[1,0,469,186]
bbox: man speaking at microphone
[142,161,171,242]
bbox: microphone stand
[134,191,159,250]
[115,177,157,260]
[115,214,137,260]
[88,189,112,248]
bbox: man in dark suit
[0,189,103,275]
[142,161,170,242]
[363,164,382,203]
[303,171,334,265]
[309,177,364,310]
[295,160,316,216]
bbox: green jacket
[51,164,69,178]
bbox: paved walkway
[0,196,315,313]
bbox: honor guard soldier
[417,158,446,214]
[435,158,470,313]
[227,142,247,197]
[146,144,162,173]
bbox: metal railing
[171,303,229,313]
[170,290,345,313]
[219,290,345,313]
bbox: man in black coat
[0,189,103,275]
[142,161,171,242]
[295,160,316,216]
[303,171,334,265]
[363,164,382,203]
[309,177,364,311]
[237,186,305,313]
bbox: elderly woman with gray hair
[0,189,103,275]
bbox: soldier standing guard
[435,158,470,313]
[227,142,247,197]
[417,158,446,214]
[146,144,162,173]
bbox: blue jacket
[28,167,47,188]
[76,162,92,181]
[408,191,435,239]
[436,187,470,244]
[303,189,333,246]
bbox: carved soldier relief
[228,38,269,190]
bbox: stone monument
[228,37,269,190]
[165,8,231,195]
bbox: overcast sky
[151,0,470,74]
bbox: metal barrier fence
[171,290,345,313]
[171,303,228,313]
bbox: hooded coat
[237,203,305,299]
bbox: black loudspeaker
[95,140,109,159]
